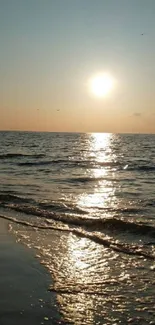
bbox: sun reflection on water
[77,133,118,216]
[58,232,117,325]
[90,133,112,158]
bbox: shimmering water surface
[0,131,155,324]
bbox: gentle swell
[0,194,33,204]
[0,193,142,215]
[18,160,54,166]
[0,153,45,159]
[129,165,155,172]
[0,214,154,260]
[65,176,109,184]
[4,203,155,238]
[38,201,86,215]
[18,159,67,166]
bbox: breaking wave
[0,213,155,261]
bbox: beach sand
[0,218,64,325]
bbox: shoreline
[0,218,64,325]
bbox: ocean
[0,131,155,324]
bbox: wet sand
[0,218,64,325]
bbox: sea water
[0,131,155,324]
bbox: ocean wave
[17,158,123,169]
[0,213,154,260]
[39,201,86,215]
[8,156,155,172]
[0,193,142,217]
[48,283,116,295]
[17,158,71,166]
[0,191,141,216]
[18,160,53,166]
[0,194,33,204]
[127,165,155,172]
[4,203,155,238]
[0,153,45,159]
[65,176,106,184]
[137,165,155,171]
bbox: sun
[89,73,115,98]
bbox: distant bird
[57,109,60,112]
[141,33,144,35]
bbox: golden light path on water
[77,133,118,214]
[57,133,124,324]
[57,232,118,325]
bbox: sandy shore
[0,218,64,325]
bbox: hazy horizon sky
[1,0,155,133]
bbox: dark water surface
[0,131,155,324]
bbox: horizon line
[0,129,155,135]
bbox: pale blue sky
[0,0,155,132]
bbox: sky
[0,0,155,133]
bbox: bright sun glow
[89,73,115,97]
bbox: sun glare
[89,73,115,98]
